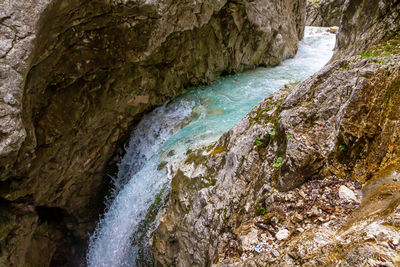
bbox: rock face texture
[335,0,400,59]
[153,55,400,266]
[0,0,306,266]
[152,0,400,265]
[306,0,345,26]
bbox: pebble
[395,205,400,213]
[285,193,294,200]
[271,216,279,225]
[327,26,338,34]
[254,242,271,253]
[338,185,358,202]
[293,213,303,223]
[271,249,280,257]
[265,195,274,206]
[276,229,290,240]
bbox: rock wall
[152,0,400,265]
[306,0,345,26]
[334,0,400,59]
[0,0,306,266]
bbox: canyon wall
[152,0,400,265]
[306,0,345,26]
[334,0,400,59]
[0,0,306,266]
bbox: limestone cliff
[0,0,306,266]
[306,0,345,26]
[334,0,400,59]
[152,0,400,265]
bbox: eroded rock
[334,0,400,59]
[306,0,346,26]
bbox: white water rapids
[86,27,336,267]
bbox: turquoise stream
[86,27,336,267]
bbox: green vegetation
[132,186,168,246]
[250,107,269,125]
[157,161,168,170]
[144,187,167,223]
[341,61,350,70]
[288,81,300,86]
[361,36,400,59]
[185,149,206,166]
[268,129,276,136]
[248,92,287,129]
[339,144,346,151]
[256,206,267,216]
[256,136,263,147]
[273,157,283,168]
[286,132,294,139]
[361,50,385,58]
[210,145,226,156]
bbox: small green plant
[276,101,281,108]
[361,50,381,58]
[144,187,166,222]
[256,206,267,216]
[286,133,294,139]
[273,157,283,168]
[268,130,276,136]
[341,61,350,70]
[288,81,300,86]
[256,136,263,147]
[211,145,226,156]
[157,161,168,170]
[339,144,346,151]
[360,36,400,59]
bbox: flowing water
[86,27,336,267]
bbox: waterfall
[86,27,336,267]
[86,99,196,267]
[111,100,196,195]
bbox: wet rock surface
[0,0,306,266]
[306,0,345,26]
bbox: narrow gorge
[0,0,400,266]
